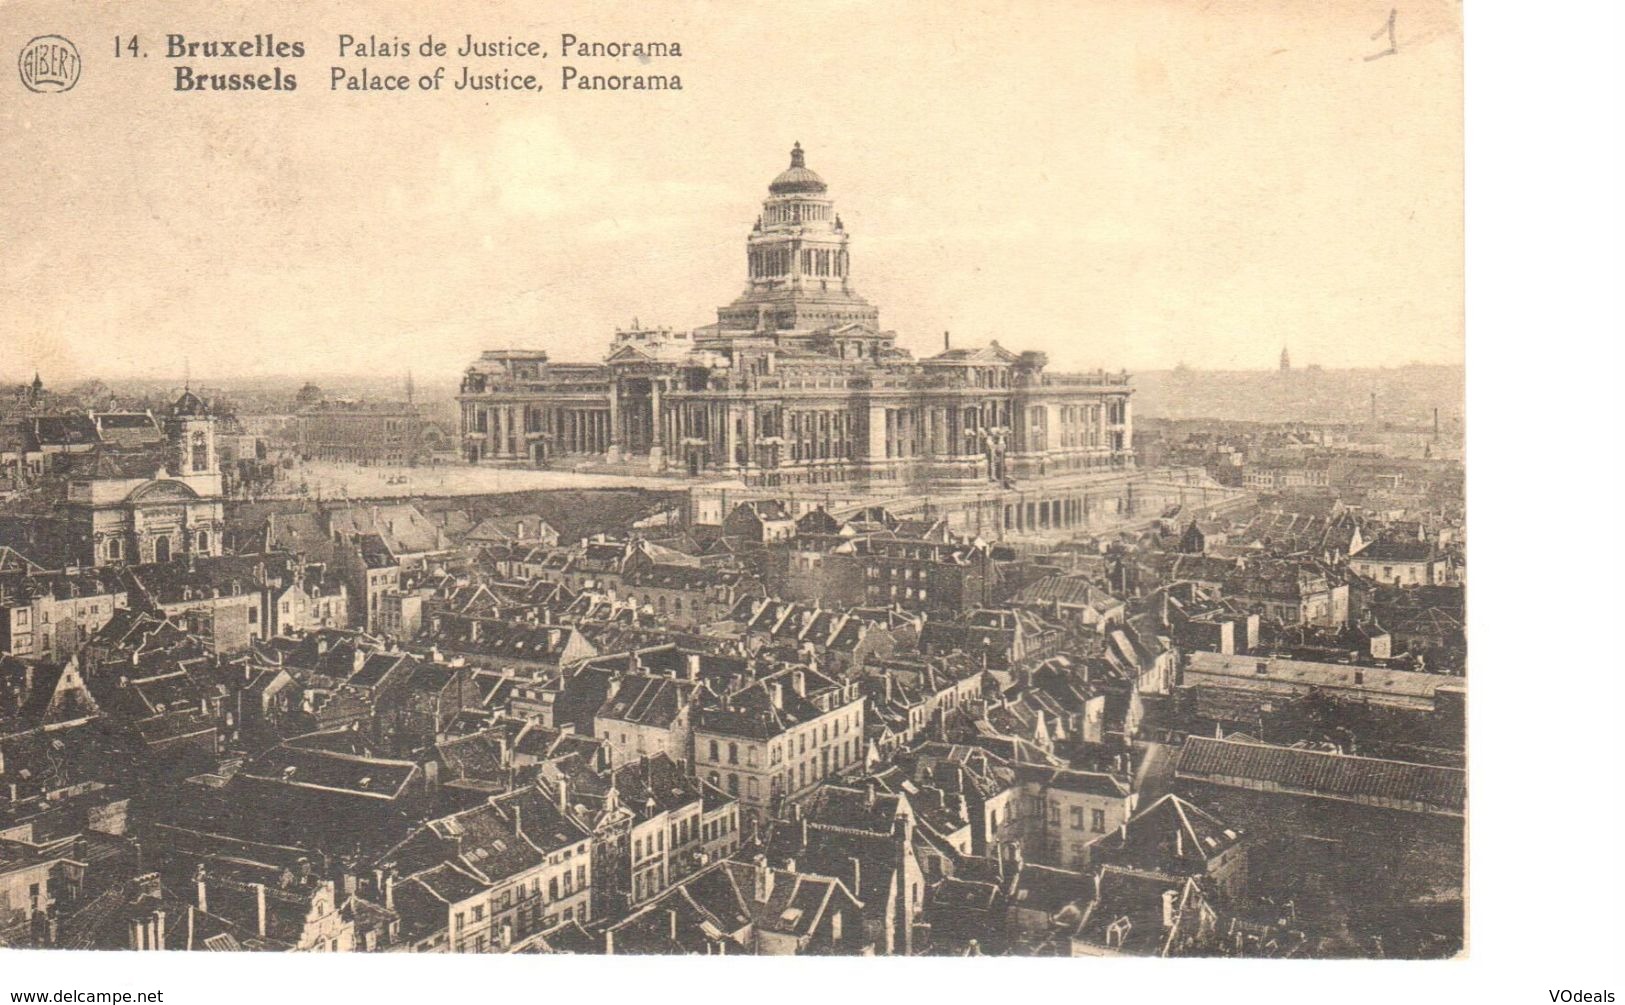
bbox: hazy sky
[1,0,1461,384]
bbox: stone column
[724,404,739,471]
[607,379,622,462]
[866,404,887,463]
[649,380,665,471]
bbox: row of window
[763,201,830,225]
[703,706,862,769]
[707,733,862,803]
[701,811,737,843]
[632,827,666,862]
[452,864,588,936]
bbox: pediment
[127,479,200,503]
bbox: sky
[0,0,1462,384]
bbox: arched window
[196,530,211,553]
[154,536,171,563]
[106,538,123,561]
[191,431,209,472]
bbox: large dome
[768,142,827,195]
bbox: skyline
[3,0,1462,381]
[5,357,1469,387]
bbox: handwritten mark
[1365,8,1398,61]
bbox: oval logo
[18,35,81,93]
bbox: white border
[5,2,1623,1000]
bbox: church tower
[167,388,218,478]
[715,142,879,334]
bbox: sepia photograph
[1,0,1620,999]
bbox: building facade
[459,144,1134,488]
[295,401,426,466]
[65,392,226,567]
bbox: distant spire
[184,356,192,392]
[1279,346,1291,372]
[405,369,415,404]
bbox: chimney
[849,855,862,894]
[791,670,806,698]
[604,928,616,955]
[1176,826,1184,859]
[187,905,195,951]
[1161,888,1179,929]
[943,331,950,351]
[668,909,679,944]
[752,854,774,903]
[513,804,523,837]
[687,653,701,680]
[195,865,208,914]
[771,682,784,710]
[154,909,166,950]
[555,777,569,814]
[254,882,267,938]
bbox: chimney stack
[195,865,208,914]
[752,855,774,903]
[254,882,267,938]
[943,331,950,351]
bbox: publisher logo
[18,35,80,93]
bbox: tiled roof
[1175,736,1465,816]
[1103,794,1242,874]
[597,674,698,729]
